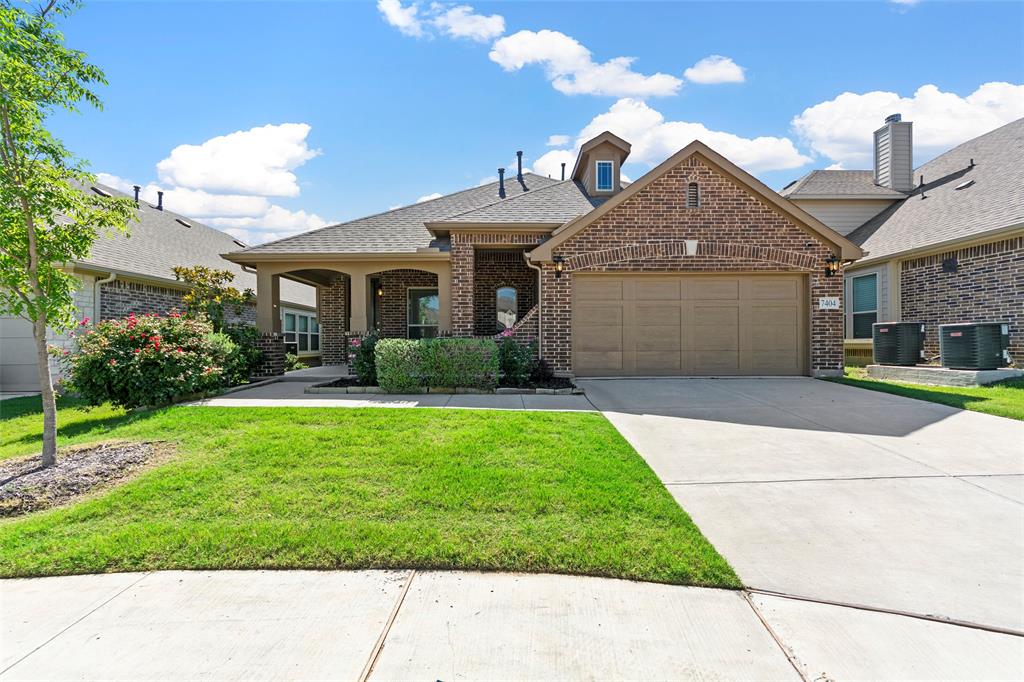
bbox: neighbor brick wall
[541,155,844,375]
[472,250,537,336]
[320,275,348,365]
[900,235,1023,364]
[99,279,256,325]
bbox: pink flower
[79,317,90,326]
[108,359,117,366]
[134,348,141,354]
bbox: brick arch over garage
[564,241,819,273]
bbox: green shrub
[375,339,422,393]
[284,353,305,372]
[419,338,499,390]
[496,332,535,387]
[221,324,262,385]
[373,338,499,392]
[65,313,232,409]
[349,331,379,385]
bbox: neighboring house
[224,133,862,378]
[0,182,317,392]
[783,116,1023,365]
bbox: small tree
[0,0,135,467]
[172,265,253,332]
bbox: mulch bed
[322,376,576,390]
[0,441,162,517]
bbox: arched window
[496,287,517,331]
[686,182,700,208]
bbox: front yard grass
[826,367,1024,421]
[0,397,738,587]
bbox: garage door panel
[576,279,623,301]
[693,305,739,326]
[747,278,799,300]
[576,304,623,327]
[636,326,682,351]
[573,275,806,377]
[635,280,681,300]
[690,279,740,300]
[635,305,680,326]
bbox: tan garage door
[573,274,807,377]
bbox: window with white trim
[496,287,517,331]
[850,274,877,339]
[407,288,439,339]
[595,160,613,191]
[284,312,320,354]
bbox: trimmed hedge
[374,337,499,392]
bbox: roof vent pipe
[498,168,506,199]
[132,185,141,204]
[516,151,523,182]
[156,190,164,211]
[561,162,566,181]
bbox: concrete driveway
[580,377,1024,634]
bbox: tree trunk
[32,310,58,468]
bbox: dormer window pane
[596,161,613,191]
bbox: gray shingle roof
[848,118,1024,261]
[77,182,315,307]
[780,170,907,198]
[438,180,604,224]
[235,173,560,255]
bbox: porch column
[437,267,452,334]
[256,268,281,333]
[349,270,369,333]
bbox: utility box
[939,323,1010,370]
[872,322,925,366]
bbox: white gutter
[93,272,116,321]
[524,253,543,357]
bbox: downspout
[93,272,116,321]
[524,253,542,358]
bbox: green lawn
[0,396,738,587]
[826,367,1024,421]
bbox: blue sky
[53,0,1023,245]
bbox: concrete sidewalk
[3,570,1021,680]
[192,380,596,411]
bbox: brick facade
[253,333,286,378]
[320,275,348,365]
[98,279,256,325]
[375,269,439,338]
[899,235,1023,364]
[540,155,845,375]
[472,250,537,336]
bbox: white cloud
[489,29,682,97]
[431,3,504,41]
[546,134,570,147]
[792,82,1024,166]
[416,192,443,203]
[531,149,575,180]
[683,55,746,84]
[96,174,271,217]
[155,123,320,197]
[377,0,424,37]
[208,206,329,245]
[477,175,497,186]
[577,98,811,172]
[824,162,845,171]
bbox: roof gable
[532,141,863,261]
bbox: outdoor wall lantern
[376,287,384,297]
[823,255,840,278]
[553,255,565,279]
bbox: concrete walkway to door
[580,377,1024,636]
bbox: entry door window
[850,274,878,338]
[496,287,517,331]
[408,288,439,339]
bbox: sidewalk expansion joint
[359,569,417,682]
[746,587,1024,638]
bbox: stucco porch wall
[539,156,845,375]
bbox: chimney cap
[885,113,902,124]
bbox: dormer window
[686,182,700,208]
[595,160,614,192]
